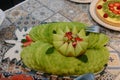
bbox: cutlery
[86,25,100,33]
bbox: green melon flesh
[52,25,88,57]
[53,41,64,48]
[21,22,109,76]
[58,42,68,55]
[66,42,75,57]
[21,41,109,76]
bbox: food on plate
[0,74,33,80]
[96,0,120,27]
[21,22,109,76]
[9,74,33,80]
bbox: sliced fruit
[75,42,82,56]
[53,34,64,41]
[26,34,32,41]
[74,37,83,42]
[64,32,73,40]
[72,27,78,34]
[53,41,64,49]
[66,42,75,57]
[77,29,86,37]
[57,28,65,35]
[64,26,70,32]
[79,42,88,50]
[58,42,68,55]
[23,41,32,47]
[95,34,109,48]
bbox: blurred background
[0,0,25,11]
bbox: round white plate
[70,0,93,3]
[0,9,5,25]
[89,0,120,31]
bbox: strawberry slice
[108,3,114,7]
[67,35,73,40]
[72,41,77,48]
[75,37,83,42]
[65,32,73,40]
[114,2,120,6]
[109,7,114,11]
[23,41,32,47]
[26,35,32,41]
[117,6,120,10]
[112,10,118,14]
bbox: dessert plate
[0,29,107,80]
[0,22,115,80]
[69,0,93,3]
[89,0,120,31]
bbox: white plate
[0,9,5,25]
[89,0,120,31]
[70,0,93,3]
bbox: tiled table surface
[0,0,120,80]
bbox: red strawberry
[23,41,32,47]
[65,32,73,40]
[103,13,108,18]
[114,2,120,6]
[67,35,73,40]
[75,37,83,42]
[112,10,118,14]
[72,41,77,48]
[26,35,32,41]
[97,5,102,9]
[108,3,114,7]
[117,6,120,10]
[109,7,114,11]
[118,11,120,14]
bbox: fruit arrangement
[96,0,120,27]
[21,22,109,76]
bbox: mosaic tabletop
[0,0,120,80]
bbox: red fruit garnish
[65,32,73,40]
[118,11,120,14]
[75,37,83,42]
[114,2,120,6]
[67,35,73,40]
[103,0,107,2]
[112,10,118,14]
[23,41,32,47]
[117,6,120,10]
[109,7,114,11]
[26,35,32,41]
[9,74,33,80]
[103,13,108,18]
[72,41,77,48]
[97,5,102,9]
[108,3,114,7]
[65,32,72,36]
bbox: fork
[85,25,100,33]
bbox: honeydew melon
[21,22,109,76]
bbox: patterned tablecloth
[0,0,120,80]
